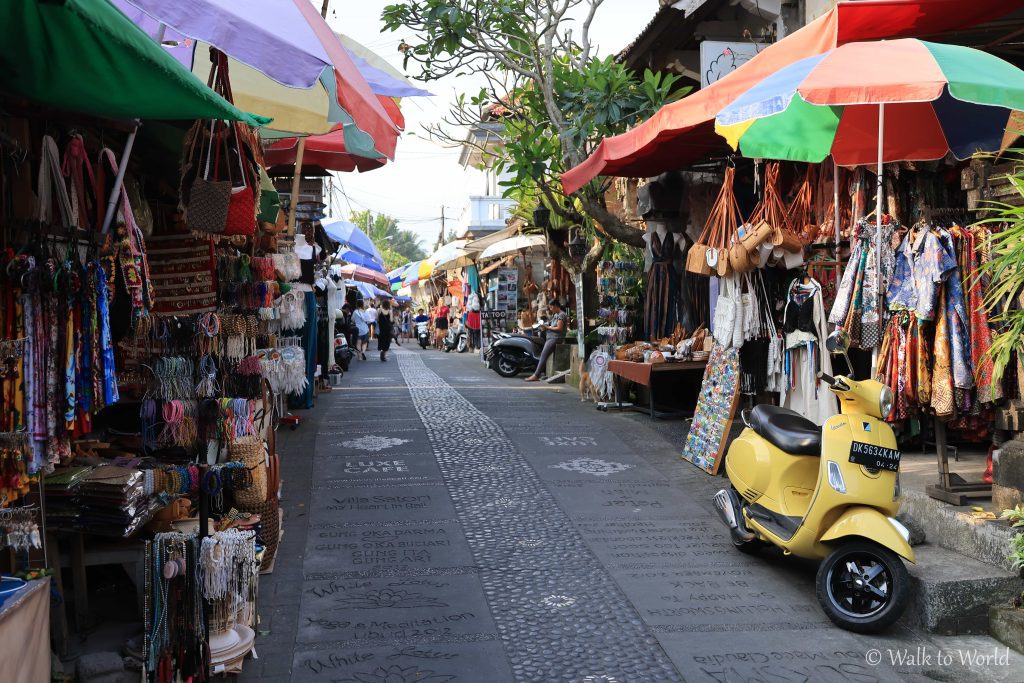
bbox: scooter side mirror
[826,328,855,379]
[826,329,851,354]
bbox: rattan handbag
[787,166,818,246]
[686,166,741,277]
[760,163,804,253]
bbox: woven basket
[230,437,267,507]
[238,497,280,571]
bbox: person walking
[434,301,450,350]
[400,307,412,343]
[365,300,378,341]
[525,299,566,382]
[352,300,371,361]
[377,302,394,361]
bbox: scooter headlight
[878,385,894,419]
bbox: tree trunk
[321,0,330,18]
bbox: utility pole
[320,0,330,19]
[439,206,446,247]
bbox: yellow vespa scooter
[714,331,914,633]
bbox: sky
[323,1,657,251]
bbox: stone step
[899,490,1018,572]
[907,543,1023,635]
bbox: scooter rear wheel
[815,540,909,633]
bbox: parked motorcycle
[714,330,913,633]
[416,320,430,349]
[443,319,469,353]
[333,333,354,372]
[484,323,544,378]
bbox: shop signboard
[481,269,518,361]
[496,268,518,311]
[700,41,766,88]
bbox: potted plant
[990,505,1024,653]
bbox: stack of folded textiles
[43,466,93,529]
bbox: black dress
[377,312,393,352]
[645,232,680,340]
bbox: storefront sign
[700,41,766,88]
[481,310,507,320]
[496,268,518,311]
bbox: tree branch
[579,194,645,248]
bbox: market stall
[0,0,405,676]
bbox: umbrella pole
[288,137,307,235]
[100,122,139,235]
[873,103,885,367]
[833,158,841,288]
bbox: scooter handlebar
[817,372,849,391]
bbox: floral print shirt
[886,225,956,320]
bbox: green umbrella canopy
[0,0,264,124]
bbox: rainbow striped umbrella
[715,39,1024,165]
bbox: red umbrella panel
[340,264,390,288]
[264,126,387,173]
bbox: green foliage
[1003,504,1024,528]
[382,1,691,255]
[1001,505,1024,572]
[977,155,1024,383]
[490,58,687,201]
[348,209,426,270]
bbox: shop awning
[561,0,1024,194]
[479,235,546,261]
[0,0,258,123]
[465,225,520,253]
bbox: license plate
[848,441,901,471]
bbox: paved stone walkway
[243,347,1024,683]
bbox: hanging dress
[966,226,1001,403]
[781,278,838,426]
[644,231,679,340]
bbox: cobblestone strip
[397,351,683,682]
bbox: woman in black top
[377,303,394,362]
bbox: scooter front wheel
[494,355,521,378]
[815,540,910,634]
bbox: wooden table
[606,359,708,419]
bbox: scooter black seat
[747,404,820,456]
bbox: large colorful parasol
[114,0,400,156]
[714,39,1024,164]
